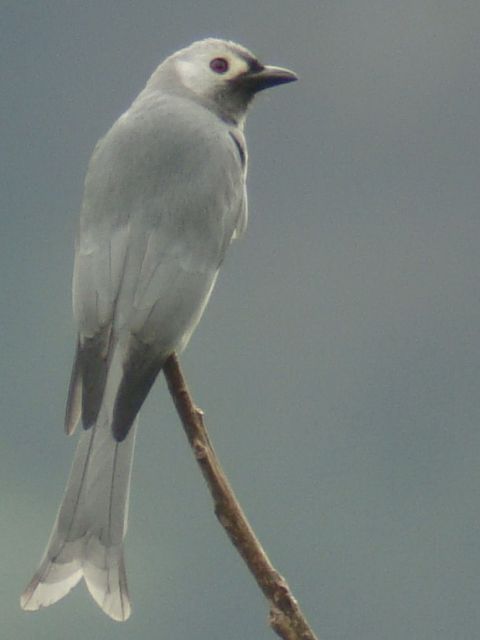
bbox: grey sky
[2,1,480,638]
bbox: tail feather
[83,537,130,621]
[20,408,137,621]
[20,555,83,611]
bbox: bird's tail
[20,407,137,621]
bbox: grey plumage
[21,38,296,621]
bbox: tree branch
[163,353,319,640]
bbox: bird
[20,38,297,621]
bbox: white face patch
[209,53,250,79]
[175,52,250,96]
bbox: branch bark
[163,353,319,640]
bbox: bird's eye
[210,57,229,74]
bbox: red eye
[210,57,229,74]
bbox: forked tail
[20,409,137,621]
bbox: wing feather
[69,96,247,433]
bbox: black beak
[237,64,298,94]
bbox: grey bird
[20,38,296,621]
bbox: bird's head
[149,38,297,124]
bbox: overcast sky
[2,2,480,639]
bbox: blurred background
[2,1,480,638]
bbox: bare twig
[163,353,319,640]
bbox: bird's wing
[66,96,246,435]
[66,223,129,433]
